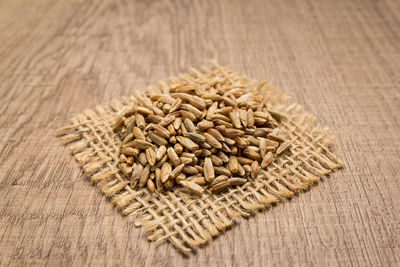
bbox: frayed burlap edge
[56,62,344,254]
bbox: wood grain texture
[0,0,399,266]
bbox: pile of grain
[114,79,290,195]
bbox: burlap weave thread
[56,62,343,254]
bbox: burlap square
[56,62,343,254]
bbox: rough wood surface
[0,0,399,266]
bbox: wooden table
[1,0,399,266]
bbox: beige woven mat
[56,62,343,254]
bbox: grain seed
[261,151,274,169]
[174,143,183,154]
[204,157,215,182]
[145,148,156,166]
[251,160,259,179]
[153,125,171,139]
[222,96,236,107]
[247,109,254,127]
[247,135,260,146]
[204,133,222,149]
[201,92,222,101]
[161,162,172,183]
[243,148,261,160]
[176,136,199,151]
[216,106,233,115]
[112,117,124,130]
[268,109,286,122]
[214,166,231,176]
[206,102,218,120]
[122,133,134,144]
[239,109,248,127]
[208,128,225,142]
[197,120,214,130]
[200,149,212,157]
[237,156,253,165]
[132,127,145,140]
[229,110,241,128]
[182,165,199,175]
[160,113,176,127]
[211,175,228,186]
[139,164,150,188]
[131,163,143,187]
[152,154,168,171]
[175,173,186,184]
[138,152,147,166]
[156,145,167,161]
[170,98,182,113]
[164,179,174,189]
[192,176,206,186]
[167,124,176,135]
[181,110,196,121]
[180,181,204,195]
[148,115,162,123]
[126,156,134,165]
[228,155,239,174]
[136,107,153,115]
[211,180,230,194]
[120,147,136,156]
[214,119,233,128]
[218,151,229,163]
[234,136,248,148]
[120,163,132,176]
[181,152,195,158]
[243,164,251,173]
[172,117,182,130]
[149,132,168,146]
[211,155,223,166]
[155,168,163,191]
[184,118,196,132]
[180,157,193,164]
[167,147,180,166]
[135,113,146,129]
[224,128,244,138]
[186,132,206,143]
[228,177,247,186]
[132,139,156,150]
[254,128,272,137]
[169,136,177,144]
[182,104,203,118]
[276,140,291,155]
[147,179,155,192]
